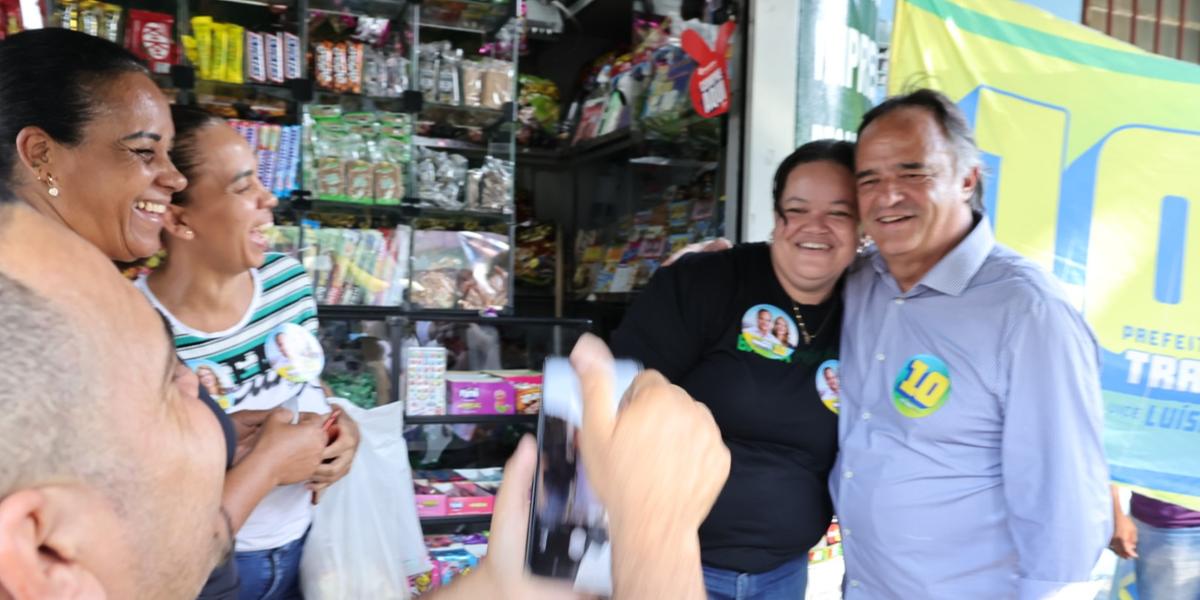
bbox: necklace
[792,302,834,346]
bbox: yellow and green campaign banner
[891,0,1200,510]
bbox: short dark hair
[0,29,147,199]
[857,88,984,211]
[772,139,856,219]
[0,270,104,498]
[168,104,225,206]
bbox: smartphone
[526,357,640,597]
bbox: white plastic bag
[300,399,429,600]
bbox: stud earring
[183,229,194,239]
[44,173,60,198]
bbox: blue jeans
[234,534,306,600]
[1134,518,1200,600]
[703,556,808,600]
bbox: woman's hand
[228,409,272,465]
[308,409,360,501]
[251,408,327,486]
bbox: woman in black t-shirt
[612,139,862,599]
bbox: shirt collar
[870,214,995,297]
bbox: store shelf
[280,198,514,224]
[629,156,720,170]
[316,305,593,329]
[422,102,506,119]
[420,514,493,527]
[415,136,490,155]
[405,414,538,425]
[418,0,514,36]
[317,305,405,320]
[399,310,592,328]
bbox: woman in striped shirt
[137,105,360,600]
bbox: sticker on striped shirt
[892,354,951,418]
[188,359,235,409]
[816,359,840,414]
[265,323,325,383]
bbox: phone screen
[526,357,639,597]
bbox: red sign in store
[681,20,736,118]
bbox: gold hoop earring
[44,173,60,198]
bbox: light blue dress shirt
[832,218,1111,599]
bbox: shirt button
[844,470,854,479]
[862,411,872,420]
[894,298,905,305]
[843,528,851,537]
[875,353,886,361]
[850,580,861,588]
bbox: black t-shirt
[610,243,840,574]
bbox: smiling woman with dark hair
[612,139,863,599]
[0,28,337,600]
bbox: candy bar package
[346,42,364,94]
[211,23,231,82]
[228,121,301,197]
[332,42,349,91]
[245,31,266,83]
[225,24,245,84]
[411,230,510,311]
[127,10,175,75]
[265,31,284,84]
[191,17,214,80]
[283,32,302,80]
[314,41,334,90]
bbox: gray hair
[858,88,985,212]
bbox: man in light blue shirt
[833,89,1111,599]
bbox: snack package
[245,31,266,83]
[211,23,231,82]
[436,48,462,105]
[461,60,485,107]
[80,2,102,37]
[332,42,349,91]
[314,41,334,90]
[225,24,245,84]
[127,10,175,75]
[481,59,514,109]
[347,41,364,94]
[265,32,284,84]
[59,1,80,30]
[191,16,214,80]
[283,32,302,80]
[100,3,121,43]
[404,347,447,416]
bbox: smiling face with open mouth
[770,159,859,304]
[854,107,978,284]
[35,72,187,262]
[166,121,279,272]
